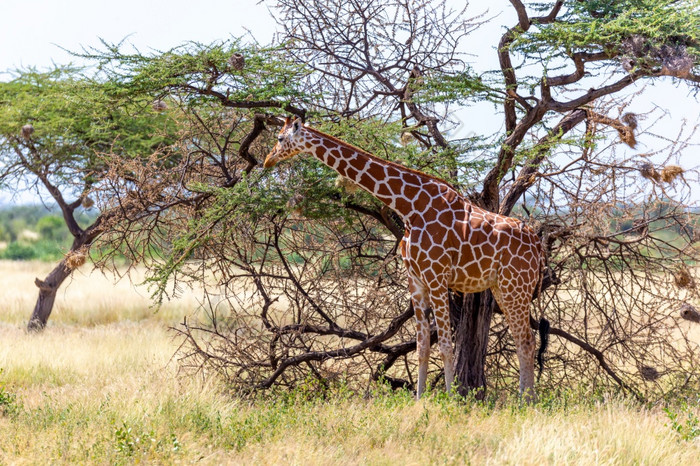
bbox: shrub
[0,369,19,417]
[1,241,37,260]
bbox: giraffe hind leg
[492,288,537,403]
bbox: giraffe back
[401,181,542,297]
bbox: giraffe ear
[291,117,302,135]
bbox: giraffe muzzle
[263,150,279,168]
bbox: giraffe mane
[304,126,465,196]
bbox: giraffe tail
[536,317,550,381]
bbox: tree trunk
[27,236,90,331]
[452,291,496,400]
[27,259,74,331]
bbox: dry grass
[0,260,200,325]
[0,260,699,464]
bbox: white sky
[0,0,698,205]
[0,0,276,73]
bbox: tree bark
[452,291,496,399]
[27,259,73,331]
[27,236,91,331]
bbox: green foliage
[36,215,67,241]
[416,70,497,105]
[0,65,182,203]
[1,241,38,260]
[0,205,97,261]
[83,38,310,109]
[113,421,154,457]
[0,369,19,417]
[0,205,53,241]
[664,402,700,442]
[6,240,66,261]
[107,420,182,461]
[1,67,162,155]
[515,0,700,63]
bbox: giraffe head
[263,117,307,168]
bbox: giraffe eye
[277,136,283,142]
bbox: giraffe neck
[304,128,432,221]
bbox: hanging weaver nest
[21,124,34,139]
[65,248,88,270]
[638,364,661,381]
[621,34,648,57]
[621,113,638,130]
[638,163,685,184]
[616,113,637,148]
[400,132,414,146]
[639,163,661,183]
[631,219,648,236]
[620,57,636,72]
[658,45,694,79]
[286,193,305,215]
[587,111,637,148]
[152,100,168,112]
[81,196,95,209]
[619,35,695,79]
[660,165,684,183]
[618,128,636,148]
[228,53,245,71]
[335,175,360,194]
[680,303,700,324]
[674,266,695,289]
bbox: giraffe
[264,117,546,401]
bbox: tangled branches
[89,106,700,402]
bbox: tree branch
[179,84,306,119]
[529,316,644,402]
[547,52,612,87]
[548,72,644,112]
[238,114,283,176]
[258,304,414,388]
[508,0,529,31]
[11,142,84,237]
[500,109,588,215]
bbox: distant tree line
[0,205,97,261]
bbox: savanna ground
[0,260,699,465]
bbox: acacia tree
[453,0,700,397]
[78,39,311,275]
[0,38,306,330]
[0,66,179,330]
[264,0,700,398]
[85,1,700,399]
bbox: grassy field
[0,260,699,464]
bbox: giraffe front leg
[408,276,431,399]
[415,306,431,399]
[428,289,455,394]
